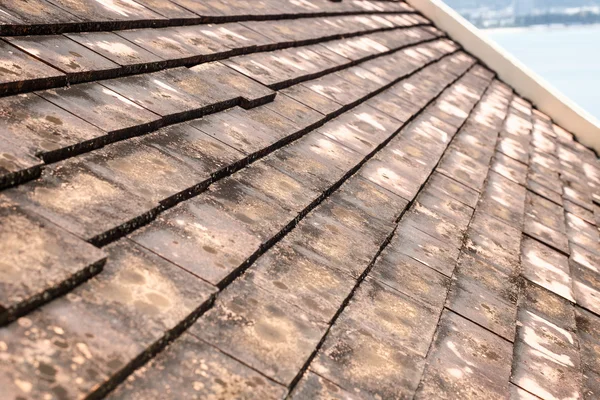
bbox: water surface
[486,25,600,120]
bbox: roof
[0,0,599,399]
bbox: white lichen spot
[447,367,464,379]
[101,87,144,109]
[51,326,65,335]
[73,355,86,365]
[76,342,93,359]
[14,379,32,393]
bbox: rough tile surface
[0,5,598,400]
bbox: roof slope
[0,0,599,399]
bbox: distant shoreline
[465,11,600,30]
[484,23,600,33]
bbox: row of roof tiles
[0,19,445,188]
[0,13,430,95]
[0,0,412,34]
[1,36,468,324]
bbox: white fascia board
[407,0,600,153]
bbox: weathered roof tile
[416,185,474,227]
[47,0,164,23]
[333,175,409,223]
[140,122,245,178]
[6,35,121,83]
[317,103,399,155]
[0,200,106,325]
[465,229,520,276]
[37,82,161,138]
[191,279,326,385]
[130,201,262,286]
[521,236,574,302]
[190,107,289,156]
[478,171,527,228]
[80,137,204,206]
[65,31,166,74]
[402,201,466,248]
[0,92,107,163]
[516,308,580,369]
[447,267,518,341]
[392,223,460,277]
[280,83,343,116]
[0,40,66,95]
[246,239,354,323]
[423,171,480,208]
[511,340,582,400]
[520,280,576,330]
[264,133,363,192]
[342,278,441,356]
[571,243,600,274]
[201,176,296,242]
[524,215,570,255]
[525,190,568,234]
[230,160,320,213]
[573,263,600,316]
[284,205,383,279]
[3,159,157,244]
[0,142,42,190]
[437,147,489,191]
[100,69,209,123]
[491,151,528,185]
[371,246,451,309]
[566,212,600,254]
[0,239,215,399]
[0,0,81,30]
[107,332,286,400]
[312,312,425,399]
[416,310,513,399]
[290,371,359,400]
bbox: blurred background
[445,0,600,119]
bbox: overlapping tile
[130,200,263,285]
[245,239,354,324]
[0,40,65,95]
[190,279,326,385]
[371,246,451,309]
[516,308,580,369]
[110,329,286,400]
[0,240,216,399]
[511,340,582,400]
[447,254,519,341]
[521,236,574,302]
[290,371,359,400]
[65,31,166,73]
[0,200,106,325]
[519,280,577,331]
[6,35,121,83]
[0,92,108,187]
[3,156,158,245]
[311,311,426,399]
[416,310,513,399]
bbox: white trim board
[407,0,600,153]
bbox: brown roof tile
[0,40,66,95]
[312,311,426,399]
[190,279,326,385]
[416,310,513,399]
